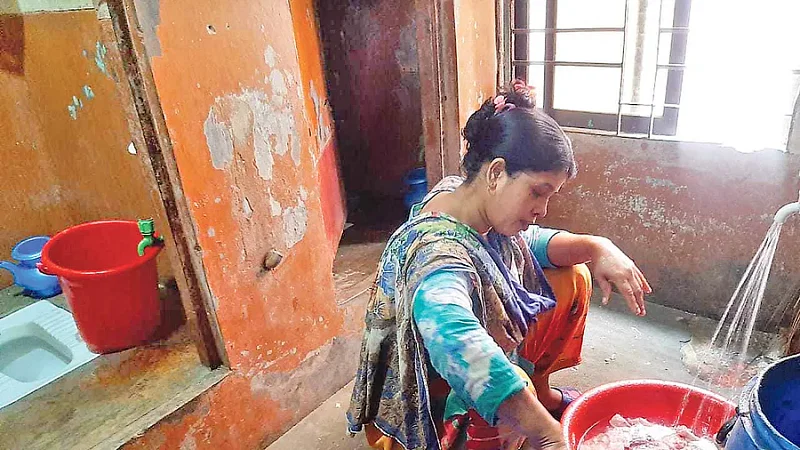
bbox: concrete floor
[268,294,768,450]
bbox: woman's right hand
[497,388,566,450]
[587,237,651,316]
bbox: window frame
[511,0,691,138]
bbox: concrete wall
[122,0,352,448]
[317,0,423,198]
[543,133,800,327]
[0,8,170,288]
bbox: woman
[347,81,651,450]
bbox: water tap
[137,218,164,256]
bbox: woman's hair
[461,80,577,182]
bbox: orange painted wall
[454,0,498,137]
[289,0,345,249]
[0,10,170,288]
[123,0,352,448]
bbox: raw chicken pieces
[580,414,720,450]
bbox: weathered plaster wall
[0,9,170,288]
[317,0,423,198]
[290,0,346,249]
[544,133,800,327]
[123,0,352,448]
[453,0,498,140]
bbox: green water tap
[137,218,164,256]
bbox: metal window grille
[511,0,800,150]
[512,0,690,138]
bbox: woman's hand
[545,231,652,316]
[497,388,566,450]
[587,237,651,316]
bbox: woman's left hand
[587,237,651,316]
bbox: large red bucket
[39,220,163,354]
[561,380,736,449]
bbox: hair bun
[462,100,496,147]
[504,79,536,109]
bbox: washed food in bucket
[580,414,719,450]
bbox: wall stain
[93,41,110,77]
[133,0,163,57]
[264,45,277,68]
[205,86,300,180]
[66,83,97,120]
[243,196,254,218]
[269,195,282,217]
[201,45,311,251]
[282,203,307,248]
[645,176,686,194]
[67,95,82,119]
[309,83,331,151]
[204,108,234,169]
[549,132,800,326]
[82,85,94,99]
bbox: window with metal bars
[511,0,800,152]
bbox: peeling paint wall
[289,0,344,250]
[544,133,800,327]
[0,10,170,288]
[123,0,351,448]
[317,0,423,198]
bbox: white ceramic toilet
[0,301,98,409]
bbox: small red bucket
[561,380,736,449]
[40,220,163,354]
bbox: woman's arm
[412,270,565,448]
[546,231,652,316]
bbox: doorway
[316,0,426,245]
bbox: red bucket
[39,220,163,354]
[561,380,736,449]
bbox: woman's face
[484,162,568,236]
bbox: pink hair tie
[512,80,529,93]
[511,80,537,106]
[493,95,516,114]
